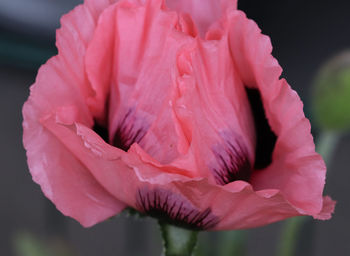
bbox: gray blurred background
[1,0,349,255]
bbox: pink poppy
[23,0,335,230]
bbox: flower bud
[312,51,350,131]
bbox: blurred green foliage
[312,51,350,131]
[13,231,76,256]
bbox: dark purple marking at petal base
[93,108,149,152]
[212,139,252,185]
[136,188,219,230]
[112,109,148,151]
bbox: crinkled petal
[313,196,336,220]
[133,178,334,230]
[26,89,333,230]
[227,10,334,216]
[56,0,118,120]
[23,56,125,227]
[85,0,195,165]
[39,118,195,207]
[67,122,333,229]
[171,38,256,182]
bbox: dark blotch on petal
[91,92,147,151]
[245,87,277,169]
[112,109,147,151]
[212,139,252,185]
[136,187,219,230]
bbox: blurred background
[1,0,350,255]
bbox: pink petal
[40,118,195,209]
[314,196,336,220]
[171,38,256,182]
[227,11,334,216]
[23,56,125,227]
[165,0,237,37]
[85,1,195,165]
[56,0,118,121]
[63,121,327,229]
[40,120,220,230]
[131,179,334,230]
[170,180,300,230]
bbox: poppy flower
[23,0,334,230]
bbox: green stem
[218,230,247,256]
[277,130,340,256]
[277,216,308,256]
[159,222,198,256]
